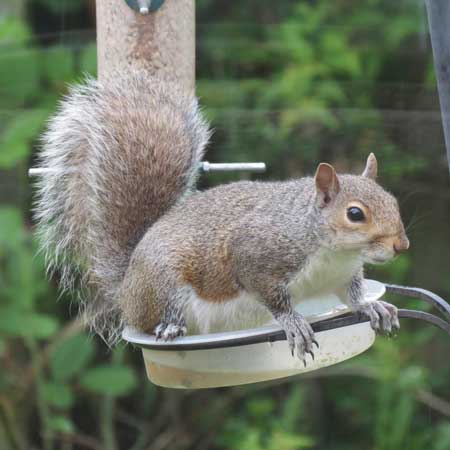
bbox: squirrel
[34,70,409,361]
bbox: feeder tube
[96,0,195,91]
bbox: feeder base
[141,321,375,389]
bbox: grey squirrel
[35,71,409,361]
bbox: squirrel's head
[314,153,409,264]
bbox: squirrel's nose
[393,236,409,255]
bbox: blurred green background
[1,0,450,449]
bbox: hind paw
[154,322,187,341]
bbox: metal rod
[28,162,267,177]
[201,162,266,173]
[28,168,73,176]
[385,283,450,322]
[425,0,450,175]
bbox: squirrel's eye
[347,207,365,222]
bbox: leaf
[0,17,31,45]
[247,397,275,420]
[0,207,24,247]
[240,430,262,450]
[42,46,74,84]
[41,382,74,409]
[48,415,75,434]
[25,314,59,338]
[435,424,450,450]
[80,365,137,397]
[268,431,314,450]
[0,308,59,339]
[0,109,50,169]
[282,385,306,432]
[80,43,97,75]
[50,333,95,381]
[0,48,40,108]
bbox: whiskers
[405,211,430,234]
[397,190,431,238]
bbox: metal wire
[385,284,450,323]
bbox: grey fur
[34,71,210,344]
[34,72,408,357]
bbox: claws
[392,316,401,331]
[154,322,187,341]
[277,311,317,365]
[356,300,400,336]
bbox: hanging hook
[125,0,165,14]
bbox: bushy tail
[34,71,210,343]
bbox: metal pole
[96,0,195,91]
[28,163,267,177]
[425,0,450,175]
[29,1,268,176]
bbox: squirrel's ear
[362,153,377,179]
[314,163,340,206]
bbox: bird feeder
[123,0,450,390]
[30,0,450,389]
[122,281,450,389]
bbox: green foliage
[1,1,450,450]
[41,382,75,408]
[47,415,75,434]
[0,207,58,339]
[0,16,31,44]
[42,46,75,85]
[0,109,50,169]
[220,394,314,450]
[50,333,95,381]
[0,48,40,108]
[80,43,98,75]
[80,365,137,397]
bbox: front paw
[154,322,187,341]
[355,300,400,334]
[276,311,318,365]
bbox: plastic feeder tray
[123,280,450,389]
[123,279,382,389]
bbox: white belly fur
[183,249,363,334]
